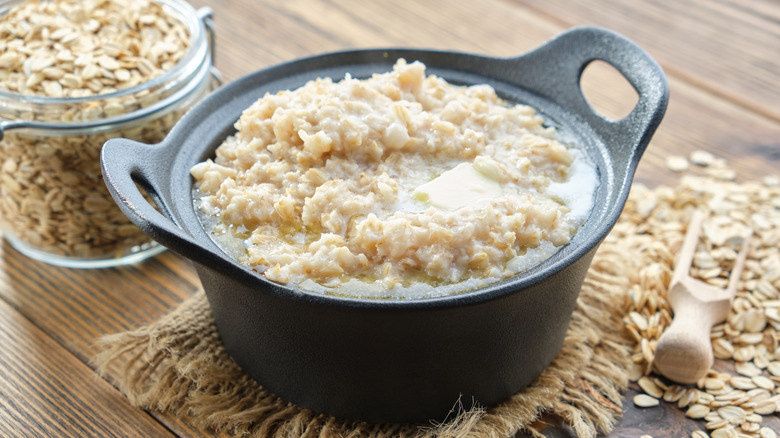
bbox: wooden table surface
[1,0,778,437]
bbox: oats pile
[616,151,780,438]
[0,0,196,260]
[0,0,189,102]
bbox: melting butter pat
[413,162,503,210]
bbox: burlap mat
[93,233,639,438]
[93,154,780,437]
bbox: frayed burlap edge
[93,241,639,438]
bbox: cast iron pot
[101,26,668,423]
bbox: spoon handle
[671,211,704,285]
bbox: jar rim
[0,55,214,137]
[0,0,208,106]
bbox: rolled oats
[687,404,711,419]
[754,399,777,415]
[633,394,660,408]
[0,0,190,100]
[738,333,765,345]
[628,362,644,382]
[665,155,690,172]
[707,418,730,430]
[751,376,775,391]
[630,311,650,331]
[618,152,779,437]
[736,362,762,377]
[739,401,757,411]
[702,390,719,404]
[664,384,687,402]
[690,150,717,167]
[747,388,772,403]
[731,377,757,390]
[734,346,757,362]
[717,406,747,424]
[0,0,201,261]
[638,376,664,398]
[715,339,736,360]
[705,377,728,391]
[711,427,739,438]
[679,388,702,409]
[715,390,747,402]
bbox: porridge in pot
[191,60,599,299]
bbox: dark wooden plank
[0,297,175,437]
[0,244,200,360]
[514,0,780,121]
[0,242,214,437]
[190,0,561,82]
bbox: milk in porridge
[191,59,599,299]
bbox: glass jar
[0,0,219,268]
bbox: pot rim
[102,26,669,311]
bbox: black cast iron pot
[101,26,668,423]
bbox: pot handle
[101,138,231,271]
[502,26,669,171]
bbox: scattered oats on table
[619,151,780,438]
[633,393,660,408]
[665,154,690,172]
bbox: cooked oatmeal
[191,59,598,298]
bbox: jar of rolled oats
[0,0,219,267]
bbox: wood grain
[0,296,174,437]
[516,0,780,121]
[191,0,780,189]
[0,245,198,358]
[0,0,778,436]
[0,242,214,437]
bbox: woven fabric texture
[94,238,638,438]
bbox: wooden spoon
[653,211,752,384]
